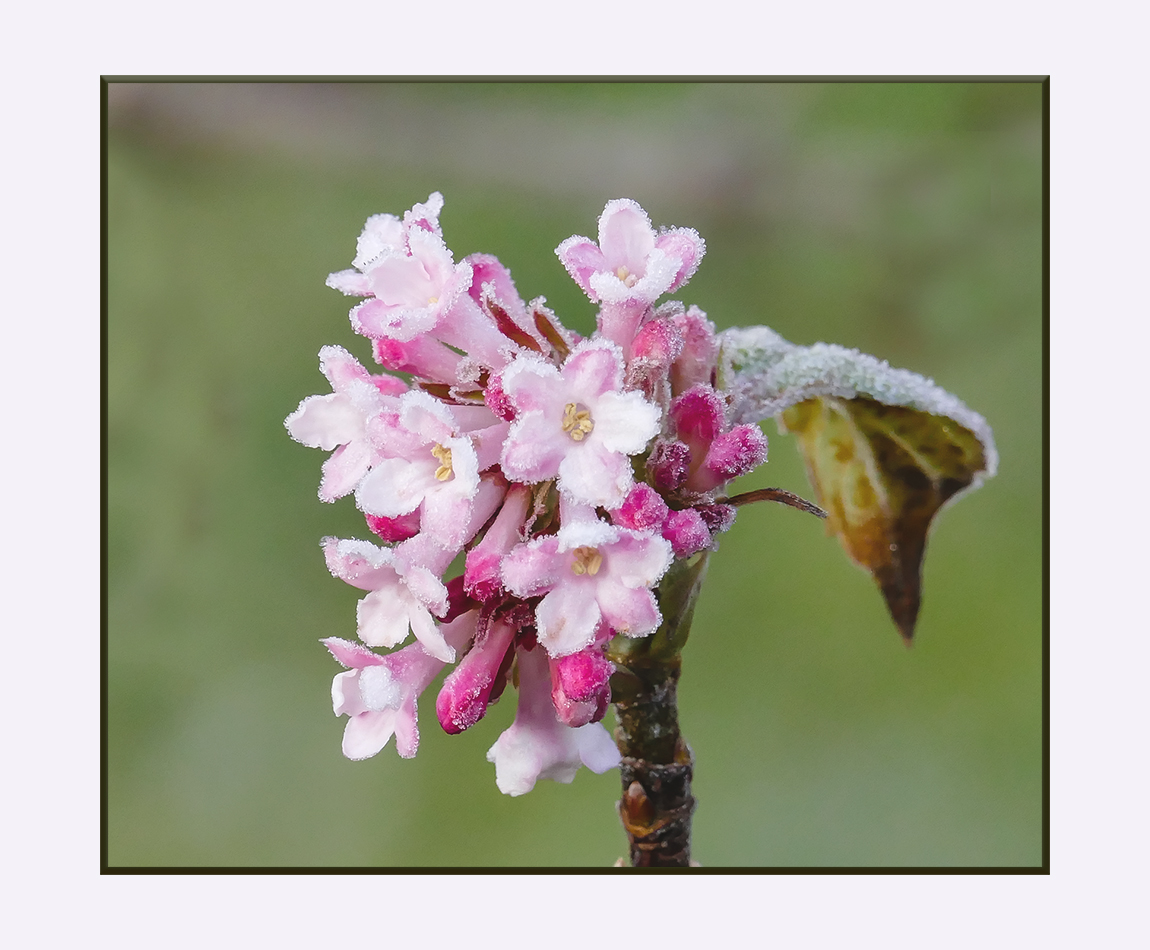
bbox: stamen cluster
[286,194,768,795]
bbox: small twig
[721,487,827,519]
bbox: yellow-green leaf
[780,395,988,643]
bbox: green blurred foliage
[107,81,1043,867]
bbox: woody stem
[607,553,709,868]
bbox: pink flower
[324,610,477,760]
[284,345,406,502]
[327,193,472,343]
[501,509,673,657]
[354,391,507,551]
[486,645,620,796]
[499,339,660,508]
[556,199,705,352]
[322,536,456,662]
[555,198,704,307]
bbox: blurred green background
[107,81,1043,868]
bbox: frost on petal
[326,268,374,296]
[352,213,405,270]
[591,390,661,455]
[323,637,386,670]
[403,191,445,237]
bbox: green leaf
[719,326,996,642]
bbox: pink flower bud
[670,305,719,395]
[436,617,517,734]
[549,647,615,727]
[695,503,737,536]
[610,483,670,532]
[698,423,768,489]
[662,508,713,559]
[646,438,691,493]
[364,510,421,543]
[464,484,533,602]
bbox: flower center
[562,402,595,442]
[615,265,639,288]
[571,546,603,576]
[430,443,454,481]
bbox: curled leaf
[719,326,996,642]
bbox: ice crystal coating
[719,326,998,484]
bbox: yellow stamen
[615,265,638,288]
[428,296,439,304]
[430,443,453,481]
[571,546,603,576]
[561,402,595,442]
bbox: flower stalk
[608,552,709,867]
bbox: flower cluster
[286,194,768,796]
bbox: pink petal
[323,637,386,670]
[557,440,634,508]
[670,305,719,395]
[501,411,569,485]
[501,535,564,598]
[554,235,607,299]
[326,268,373,296]
[602,531,673,589]
[662,508,713,559]
[654,227,706,292]
[536,583,603,657]
[355,456,436,518]
[319,439,374,502]
[598,198,656,271]
[332,670,367,717]
[563,339,625,402]
[357,588,414,648]
[393,694,421,759]
[285,393,363,451]
[342,710,398,760]
[595,582,662,638]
